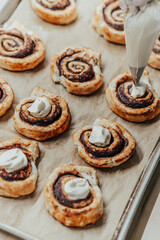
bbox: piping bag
[123,0,160,86]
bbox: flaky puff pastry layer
[44,164,103,227]
[0,21,45,71]
[13,87,71,141]
[73,118,136,168]
[0,77,14,117]
[51,46,103,95]
[0,138,39,198]
[30,0,77,24]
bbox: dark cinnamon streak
[0,146,32,181]
[103,0,124,31]
[0,86,7,103]
[53,172,92,208]
[37,0,70,10]
[20,99,62,126]
[80,129,128,158]
[117,82,154,109]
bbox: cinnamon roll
[148,34,160,70]
[44,165,103,227]
[0,138,39,197]
[29,0,77,25]
[93,0,125,44]
[51,46,103,95]
[106,72,160,122]
[0,21,45,71]
[0,77,14,117]
[13,86,71,141]
[73,118,136,168]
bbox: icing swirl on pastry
[53,172,92,208]
[28,97,51,118]
[117,75,154,109]
[89,125,111,147]
[36,0,70,10]
[0,29,36,58]
[20,97,62,126]
[103,0,124,31]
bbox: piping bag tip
[129,66,146,86]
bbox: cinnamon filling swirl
[0,147,32,182]
[20,98,62,126]
[116,76,154,109]
[0,30,36,58]
[53,172,92,208]
[103,0,124,31]
[80,127,128,158]
[153,35,160,54]
[0,86,7,103]
[36,0,70,10]
[58,55,95,82]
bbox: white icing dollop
[89,125,111,147]
[0,148,28,173]
[131,83,146,98]
[28,97,51,118]
[64,178,90,200]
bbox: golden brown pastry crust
[93,0,125,44]
[148,34,160,70]
[0,21,45,71]
[30,0,77,25]
[13,86,71,141]
[73,118,136,168]
[0,77,14,117]
[51,46,103,95]
[106,72,160,122]
[44,164,103,227]
[0,138,39,198]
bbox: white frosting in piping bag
[124,0,160,69]
[89,125,111,147]
[0,148,28,173]
[28,97,51,118]
[64,178,90,200]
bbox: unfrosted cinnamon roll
[0,77,14,117]
[44,165,103,227]
[93,0,125,44]
[0,21,45,71]
[13,87,71,141]
[30,0,77,24]
[51,46,103,95]
[0,138,39,197]
[106,72,160,122]
[73,118,136,168]
[148,34,160,70]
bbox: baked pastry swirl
[13,87,71,141]
[51,46,103,95]
[93,0,125,44]
[106,72,160,122]
[0,138,39,197]
[30,0,77,25]
[0,21,45,71]
[73,118,136,168]
[0,77,14,117]
[148,33,160,70]
[44,164,103,227]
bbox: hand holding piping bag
[119,0,160,96]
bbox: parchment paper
[0,0,159,239]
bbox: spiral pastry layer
[93,0,125,44]
[30,0,77,24]
[148,34,160,69]
[51,46,103,95]
[44,165,103,227]
[13,86,71,141]
[106,72,160,122]
[73,118,136,168]
[0,21,45,71]
[0,138,39,197]
[0,77,14,117]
